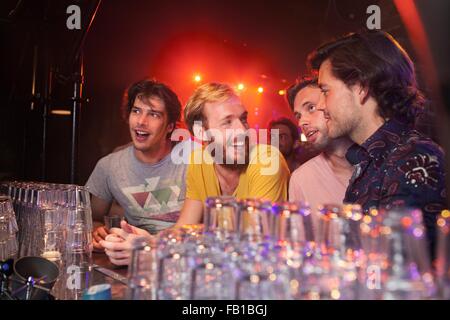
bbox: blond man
[175,82,290,226]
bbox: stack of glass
[0,181,93,300]
[358,207,436,299]
[0,196,18,261]
[127,196,444,300]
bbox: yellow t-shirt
[186,144,290,203]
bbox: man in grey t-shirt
[86,143,187,232]
[86,79,187,251]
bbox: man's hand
[100,220,153,266]
[92,225,109,251]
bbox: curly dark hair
[268,117,300,142]
[308,30,425,126]
[122,79,182,135]
[286,76,318,111]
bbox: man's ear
[166,122,174,133]
[193,121,208,141]
[356,83,370,105]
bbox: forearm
[90,195,113,222]
[173,198,204,228]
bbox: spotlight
[257,86,264,94]
[278,89,286,96]
[237,83,245,91]
[193,74,202,82]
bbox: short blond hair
[184,82,237,135]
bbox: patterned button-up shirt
[344,118,447,254]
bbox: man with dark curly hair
[86,79,190,254]
[268,117,303,172]
[308,30,447,256]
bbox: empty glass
[127,237,158,300]
[190,254,237,299]
[156,228,194,300]
[104,215,124,231]
[0,196,18,261]
[358,207,437,299]
[270,201,315,246]
[66,186,93,232]
[235,254,291,300]
[63,226,93,300]
[317,204,363,258]
[237,199,271,242]
[41,208,65,264]
[204,196,239,237]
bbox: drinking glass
[204,196,239,237]
[62,225,93,300]
[317,204,363,258]
[156,228,194,300]
[235,259,291,300]
[104,215,124,231]
[270,201,315,246]
[237,198,270,242]
[127,237,158,300]
[0,196,19,261]
[359,207,437,299]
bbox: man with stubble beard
[288,77,354,213]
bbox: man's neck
[214,163,243,195]
[323,137,354,171]
[284,152,294,162]
[283,152,298,171]
[133,139,172,164]
[351,104,385,145]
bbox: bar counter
[90,252,128,300]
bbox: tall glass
[359,207,437,299]
[63,226,93,300]
[204,196,239,238]
[156,228,193,300]
[127,237,158,300]
[270,201,315,246]
[237,198,271,243]
[0,196,19,261]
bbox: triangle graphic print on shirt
[131,191,150,208]
[122,177,182,214]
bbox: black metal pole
[68,0,101,184]
[70,55,83,184]
[41,54,52,182]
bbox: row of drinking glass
[127,196,450,300]
[0,181,94,300]
[0,196,19,261]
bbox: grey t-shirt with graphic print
[86,144,187,233]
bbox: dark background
[1,0,449,187]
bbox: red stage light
[193,74,202,82]
[237,83,245,91]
